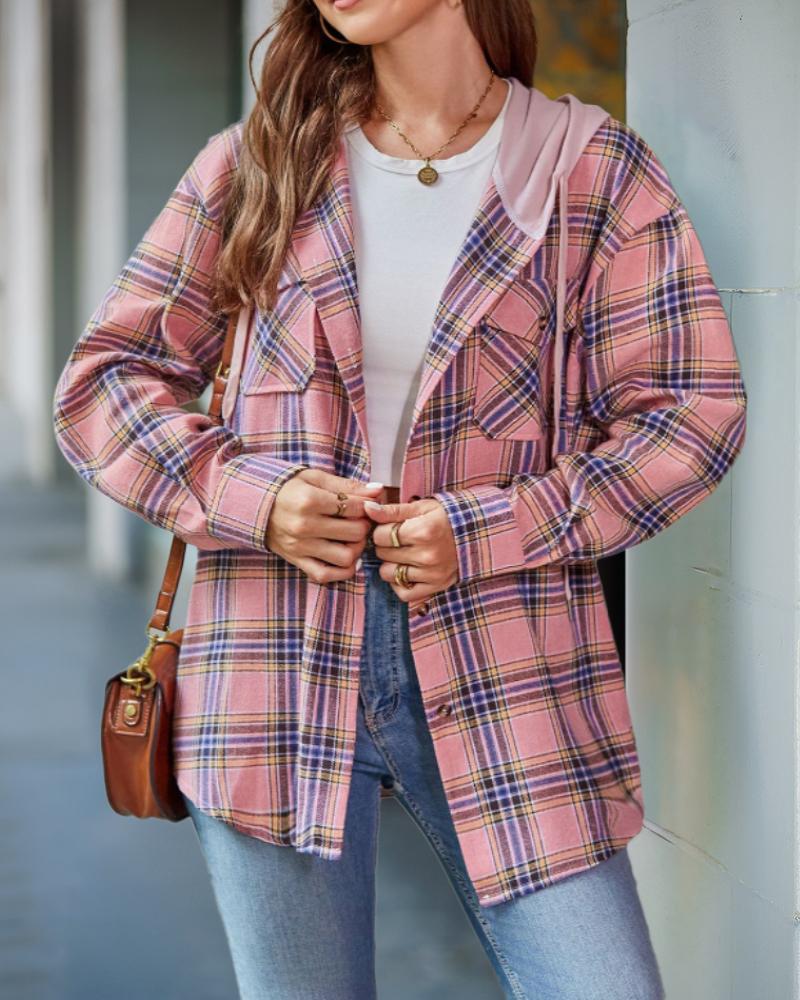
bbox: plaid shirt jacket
[53,78,747,907]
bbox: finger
[378,561,440,603]
[389,581,438,605]
[294,554,359,585]
[372,542,425,567]
[377,558,425,588]
[307,512,372,544]
[369,513,417,557]
[300,468,384,496]
[363,500,420,522]
[303,537,362,568]
[298,481,370,521]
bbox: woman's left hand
[363,497,459,602]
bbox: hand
[363,496,459,602]
[266,468,384,584]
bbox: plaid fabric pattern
[53,83,747,907]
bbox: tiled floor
[0,480,502,1000]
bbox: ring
[389,522,402,547]
[393,563,414,588]
[335,491,348,518]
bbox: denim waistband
[361,534,381,565]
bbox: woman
[53,1,747,997]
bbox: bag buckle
[120,627,166,697]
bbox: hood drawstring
[552,173,573,605]
[551,172,568,469]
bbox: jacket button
[416,602,429,616]
[435,703,452,717]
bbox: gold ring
[390,522,402,547]
[336,492,348,517]
[393,563,413,588]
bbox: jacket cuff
[207,452,308,551]
[432,484,528,586]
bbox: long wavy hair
[212,0,538,316]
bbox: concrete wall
[624,2,799,997]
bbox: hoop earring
[319,9,351,44]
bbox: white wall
[0,0,52,483]
[625,2,799,997]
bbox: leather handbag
[100,308,243,822]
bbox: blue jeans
[182,541,665,999]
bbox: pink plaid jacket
[53,76,747,907]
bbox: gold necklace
[373,70,497,186]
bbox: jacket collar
[288,76,609,470]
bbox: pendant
[417,160,438,185]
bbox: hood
[495,78,609,469]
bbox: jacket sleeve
[52,128,308,552]
[433,195,748,586]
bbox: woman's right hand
[265,468,384,584]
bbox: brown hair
[212,0,537,315]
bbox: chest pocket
[472,282,551,440]
[240,283,317,395]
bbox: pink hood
[494,77,610,466]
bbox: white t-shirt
[344,77,512,486]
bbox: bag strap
[148,309,240,633]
